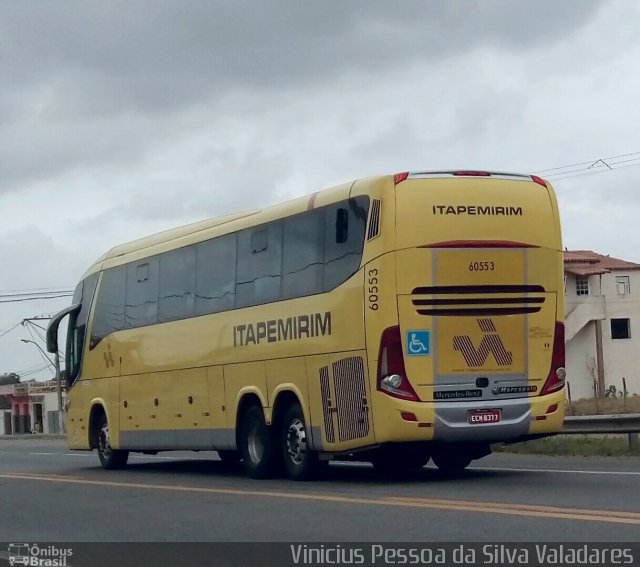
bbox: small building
[564,250,640,400]
[0,381,65,435]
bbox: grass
[566,395,640,416]
[494,395,640,457]
[496,435,640,457]
[0,433,66,441]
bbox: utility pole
[595,320,606,398]
[20,338,65,433]
[53,348,64,434]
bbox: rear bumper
[433,397,531,442]
[372,388,565,444]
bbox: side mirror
[46,304,81,353]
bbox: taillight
[394,172,409,184]
[531,175,548,187]
[541,322,566,395]
[377,326,420,401]
[452,171,491,177]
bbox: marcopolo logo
[453,319,513,367]
[8,544,73,567]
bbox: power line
[21,320,64,361]
[0,290,73,299]
[17,363,52,378]
[543,161,640,181]
[24,325,55,371]
[0,291,73,299]
[536,151,640,173]
[0,293,73,304]
[0,286,74,295]
[0,322,21,339]
[535,151,640,180]
[27,324,47,343]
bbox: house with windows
[0,380,64,435]
[564,250,640,400]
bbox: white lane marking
[471,465,640,477]
[29,452,91,457]
[333,461,640,476]
[130,455,203,460]
[25,451,209,461]
[30,452,71,456]
[19,452,640,475]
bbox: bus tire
[282,403,326,481]
[217,450,241,463]
[239,405,279,479]
[432,451,472,473]
[371,444,430,475]
[97,414,129,470]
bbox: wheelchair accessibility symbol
[407,330,431,356]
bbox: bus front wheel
[239,405,279,479]
[96,414,129,470]
[282,403,326,481]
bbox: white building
[564,250,640,400]
[0,381,65,435]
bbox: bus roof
[81,179,357,277]
[79,170,550,279]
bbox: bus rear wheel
[431,451,472,473]
[239,405,279,479]
[217,450,241,463]
[282,403,326,481]
[96,414,129,470]
[371,443,430,475]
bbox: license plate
[468,409,501,424]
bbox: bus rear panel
[372,171,565,447]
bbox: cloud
[0,225,84,290]
[0,1,602,194]
[3,0,640,381]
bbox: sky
[2,0,640,381]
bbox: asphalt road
[1,437,639,542]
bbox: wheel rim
[247,421,264,463]
[286,418,307,465]
[98,422,112,460]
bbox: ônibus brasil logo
[8,544,73,567]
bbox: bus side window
[323,197,369,291]
[91,266,127,348]
[66,273,98,384]
[336,208,349,243]
[195,233,237,315]
[125,259,159,328]
[66,315,83,384]
[159,247,196,322]
[282,209,324,299]
[251,229,268,253]
[236,223,283,308]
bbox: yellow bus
[47,170,565,480]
